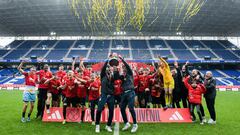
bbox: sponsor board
[42,107,192,123]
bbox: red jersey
[61,75,68,96]
[114,80,123,95]
[56,70,66,82]
[37,70,52,89]
[65,77,77,98]
[149,78,161,97]
[23,72,37,86]
[48,79,61,94]
[184,76,206,104]
[138,75,151,93]
[88,79,101,101]
[83,69,91,77]
[76,76,89,98]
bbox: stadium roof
[0,0,240,37]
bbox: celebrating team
[18,54,217,133]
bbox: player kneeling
[18,61,38,123]
[44,73,61,114]
[184,76,206,125]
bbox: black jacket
[204,77,216,99]
[100,60,114,95]
[114,57,134,92]
[173,67,183,93]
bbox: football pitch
[0,90,239,135]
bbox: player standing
[36,64,52,118]
[18,61,38,122]
[88,73,101,125]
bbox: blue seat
[25,49,49,58]
[112,40,129,48]
[6,40,24,48]
[92,40,110,49]
[132,49,152,60]
[4,49,29,59]
[193,50,217,58]
[166,40,187,49]
[221,70,240,77]
[152,50,173,58]
[0,50,9,57]
[201,40,225,49]
[183,40,205,48]
[212,49,239,60]
[74,40,92,48]
[45,50,68,60]
[67,50,89,58]
[54,40,74,49]
[36,40,57,48]
[218,40,236,48]
[17,40,40,49]
[131,40,148,49]
[89,49,109,60]
[200,70,225,77]
[111,50,130,58]
[172,50,196,60]
[148,40,167,48]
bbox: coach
[95,59,115,133]
[114,56,138,133]
[204,71,217,124]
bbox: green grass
[0,90,240,135]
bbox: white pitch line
[114,122,120,135]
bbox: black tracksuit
[172,67,182,108]
[95,60,115,126]
[114,57,137,124]
[204,77,217,121]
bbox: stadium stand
[0,39,239,61]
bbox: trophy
[109,53,119,67]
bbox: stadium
[0,0,240,135]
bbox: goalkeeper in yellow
[158,56,175,109]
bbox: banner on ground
[42,107,192,123]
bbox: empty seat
[67,50,88,58]
[0,50,9,57]
[132,50,152,60]
[25,49,49,58]
[54,40,74,49]
[89,49,109,60]
[166,40,187,49]
[131,40,148,49]
[17,40,40,49]
[152,50,173,58]
[36,40,57,48]
[111,50,130,58]
[233,50,240,57]
[212,49,239,60]
[4,49,29,59]
[200,70,225,77]
[112,40,129,48]
[172,50,196,60]
[149,39,167,48]
[74,40,92,48]
[201,40,225,49]
[218,40,236,48]
[193,50,217,58]
[92,40,110,49]
[221,70,240,77]
[6,40,24,48]
[183,40,205,48]
[45,50,68,60]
